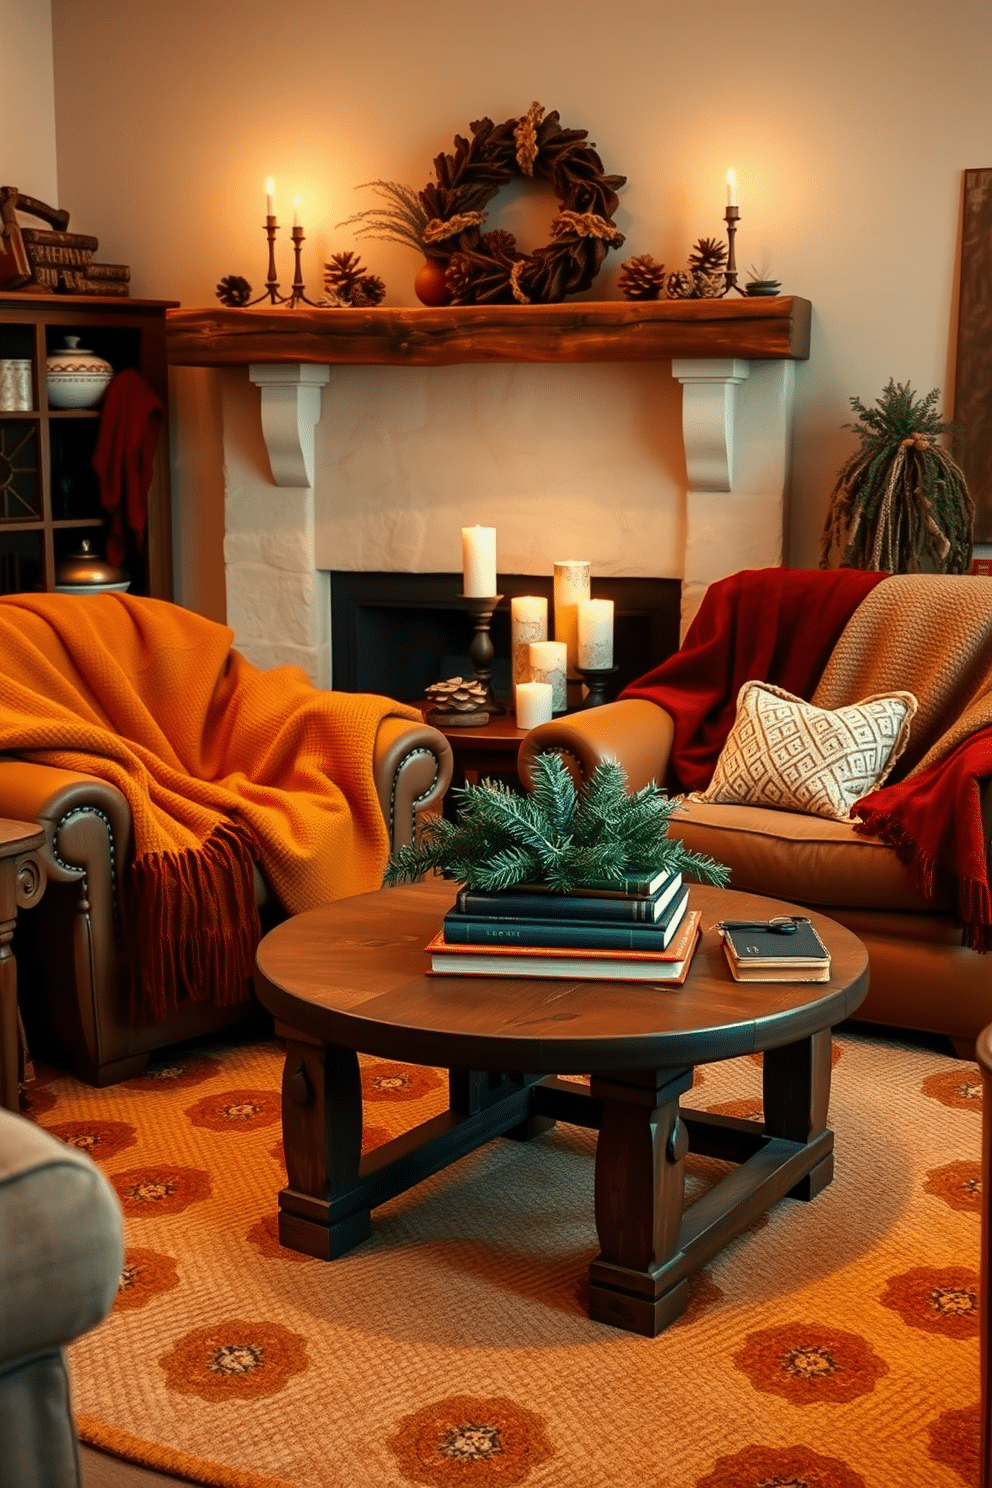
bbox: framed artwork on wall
[953,168,992,545]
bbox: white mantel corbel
[672,357,794,635]
[222,364,332,687]
[249,362,330,488]
[672,358,749,492]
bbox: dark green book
[442,887,690,952]
[453,873,682,924]
[511,866,674,899]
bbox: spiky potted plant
[384,753,729,892]
[820,379,974,573]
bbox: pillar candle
[726,168,738,208]
[528,640,568,714]
[553,560,590,678]
[266,178,275,217]
[577,598,614,669]
[510,595,548,686]
[515,681,553,730]
[461,526,497,597]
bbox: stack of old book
[426,867,701,982]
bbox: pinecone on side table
[424,677,489,727]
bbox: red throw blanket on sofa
[621,567,887,791]
[620,567,992,951]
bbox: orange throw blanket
[0,593,422,1020]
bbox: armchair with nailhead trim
[0,715,452,1087]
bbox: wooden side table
[0,820,46,1112]
[437,715,529,811]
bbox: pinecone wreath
[323,252,386,307]
[617,254,666,301]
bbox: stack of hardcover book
[426,868,701,982]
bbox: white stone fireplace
[170,300,807,688]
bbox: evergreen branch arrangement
[820,380,974,573]
[384,753,730,893]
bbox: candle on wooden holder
[510,596,548,686]
[462,526,497,597]
[553,559,590,678]
[528,640,568,714]
[577,598,614,670]
[515,681,553,730]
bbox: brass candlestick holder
[238,218,323,308]
[723,205,744,297]
[576,664,619,710]
[462,594,505,715]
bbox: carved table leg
[588,1066,693,1336]
[277,1030,367,1259]
[763,1029,834,1200]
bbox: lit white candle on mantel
[726,168,738,208]
[510,595,548,686]
[266,177,275,217]
[553,560,591,679]
[515,681,553,730]
[577,598,614,670]
[528,640,568,714]
[461,526,497,597]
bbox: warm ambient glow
[726,168,738,207]
[293,195,303,229]
[266,177,275,216]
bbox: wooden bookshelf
[0,293,177,597]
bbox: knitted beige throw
[813,573,992,777]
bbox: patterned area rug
[25,1030,983,1488]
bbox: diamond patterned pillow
[695,681,918,821]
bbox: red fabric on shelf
[620,566,887,792]
[91,368,165,567]
[854,728,992,952]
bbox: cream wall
[42,0,992,618]
[1,0,57,204]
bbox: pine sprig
[383,753,730,892]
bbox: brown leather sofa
[0,717,452,1086]
[518,700,992,1056]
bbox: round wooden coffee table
[254,878,868,1336]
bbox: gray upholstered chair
[0,1105,124,1487]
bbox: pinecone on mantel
[424,676,489,726]
[618,254,666,301]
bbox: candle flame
[293,194,304,212]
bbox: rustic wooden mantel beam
[165,297,811,368]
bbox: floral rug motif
[29,1031,982,1487]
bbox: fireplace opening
[330,572,681,703]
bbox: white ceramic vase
[46,337,113,409]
